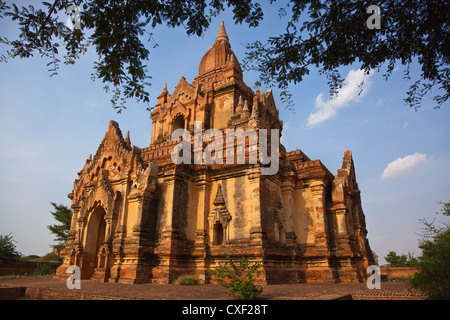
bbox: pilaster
[247,169,265,245]
[194,171,211,247]
[281,177,297,246]
[310,180,328,248]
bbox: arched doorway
[83,206,107,279]
[172,115,185,132]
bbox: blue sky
[0,2,449,265]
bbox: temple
[56,21,374,284]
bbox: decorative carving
[208,184,231,245]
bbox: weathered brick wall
[0,261,60,276]
[380,267,417,278]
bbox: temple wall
[185,179,198,241]
[210,94,234,129]
[208,176,253,242]
[293,187,315,245]
[259,178,282,242]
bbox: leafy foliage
[0,0,263,112]
[384,251,417,267]
[409,202,450,299]
[33,263,53,276]
[0,1,448,112]
[174,274,199,285]
[0,233,21,264]
[47,202,72,245]
[243,0,450,111]
[207,254,263,300]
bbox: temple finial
[242,99,250,120]
[125,130,131,148]
[229,53,235,65]
[159,82,168,96]
[243,99,249,112]
[236,95,244,113]
[215,21,229,43]
[250,102,257,119]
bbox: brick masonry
[0,261,60,276]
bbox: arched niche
[82,205,107,278]
[213,222,224,245]
[172,114,185,133]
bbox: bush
[0,233,21,264]
[384,251,418,267]
[33,263,52,276]
[409,201,450,299]
[380,274,389,282]
[175,274,199,285]
[207,254,263,300]
[409,230,450,299]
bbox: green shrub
[0,233,21,264]
[409,230,450,299]
[409,201,450,299]
[175,274,199,285]
[33,263,52,276]
[207,254,263,300]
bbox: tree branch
[27,0,59,49]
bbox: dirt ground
[0,276,425,300]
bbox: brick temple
[56,21,374,284]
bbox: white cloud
[307,69,372,127]
[381,153,430,180]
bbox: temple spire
[161,82,168,94]
[215,21,229,43]
[158,82,168,99]
[242,99,250,120]
[124,130,131,148]
[250,101,257,119]
[235,95,244,113]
